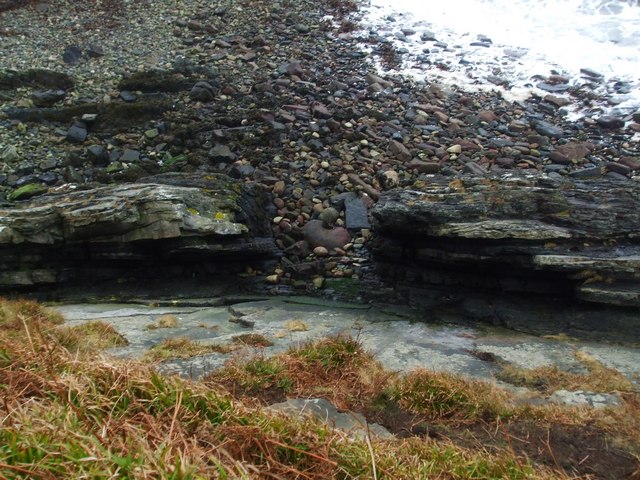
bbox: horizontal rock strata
[0,174,276,289]
[371,174,640,341]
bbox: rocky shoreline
[1,0,639,341]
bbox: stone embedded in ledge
[577,282,640,307]
[534,254,640,274]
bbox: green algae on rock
[7,183,47,202]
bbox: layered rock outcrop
[0,174,276,289]
[371,174,640,341]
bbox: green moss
[162,153,188,171]
[8,183,47,201]
[324,277,361,297]
[0,69,74,90]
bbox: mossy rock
[8,183,47,201]
[0,69,75,90]
[118,69,194,93]
[5,100,173,130]
[5,103,99,123]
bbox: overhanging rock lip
[534,254,640,273]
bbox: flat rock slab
[53,297,640,405]
[269,398,393,440]
[0,181,247,245]
[372,174,640,242]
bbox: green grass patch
[1,299,637,479]
[384,370,511,421]
[290,335,361,370]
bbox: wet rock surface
[52,297,640,404]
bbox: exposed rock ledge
[0,174,276,290]
[370,174,640,342]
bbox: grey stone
[318,207,340,229]
[119,90,137,102]
[87,145,109,166]
[269,398,393,440]
[463,161,487,175]
[38,172,58,185]
[229,163,255,179]
[388,139,412,162]
[81,113,98,123]
[1,146,19,162]
[568,166,602,179]
[345,197,371,230]
[66,123,87,143]
[62,45,82,65]
[549,390,620,408]
[580,68,604,79]
[38,158,58,171]
[596,116,625,129]
[209,144,236,163]
[86,44,105,58]
[119,149,140,163]
[278,60,303,77]
[189,81,215,102]
[31,89,66,107]
[534,121,564,138]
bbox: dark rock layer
[0,174,277,291]
[371,174,640,341]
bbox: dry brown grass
[0,307,547,479]
[1,299,638,479]
[209,336,392,411]
[496,350,635,395]
[144,333,274,362]
[54,320,128,352]
[147,314,179,329]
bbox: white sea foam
[359,0,640,117]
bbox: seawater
[360,0,640,116]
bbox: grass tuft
[496,350,635,394]
[384,370,511,421]
[146,314,179,330]
[144,334,274,362]
[54,320,128,352]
